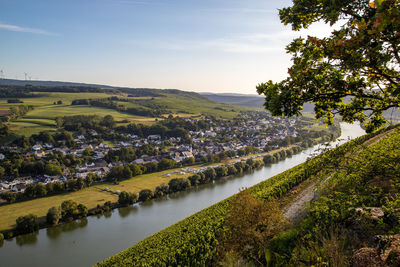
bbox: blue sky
[0,0,331,93]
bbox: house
[12,183,27,193]
[181,151,193,159]
[132,159,145,165]
[204,131,217,138]
[98,142,109,149]
[35,151,45,158]
[44,143,53,149]
[89,129,98,136]
[32,144,42,151]
[148,134,161,141]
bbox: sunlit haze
[0,0,334,94]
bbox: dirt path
[283,182,316,221]
[282,128,395,222]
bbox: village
[0,111,320,194]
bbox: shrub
[46,206,62,225]
[16,214,39,234]
[139,189,153,202]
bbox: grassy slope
[2,90,258,136]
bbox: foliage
[46,206,62,225]
[265,127,400,265]
[138,189,153,202]
[60,200,88,220]
[16,214,39,234]
[257,0,400,132]
[118,191,138,206]
[221,190,286,265]
[168,178,190,193]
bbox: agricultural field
[0,145,294,232]
[1,90,258,137]
[0,166,191,231]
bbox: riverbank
[0,141,315,237]
[0,123,362,267]
[97,123,382,266]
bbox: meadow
[2,90,257,137]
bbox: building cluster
[0,111,312,194]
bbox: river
[0,122,365,267]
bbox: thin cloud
[126,22,339,54]
[0,22,57,36]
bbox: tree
[16,214,39,234]
[154,184,169,197]
[1,191,16,203]
[77,204,88,217]
[118,191,131,206]
[138,189,153,202]
[35,183,47,197]
[204,168,216,180]
[0,166,5,180]
[158,158,176,171]
[45,163,62,176]
[76,178,85,190]
[47,206,62,225]
[128,164,142,176]
[222,190,286,264]
[227,165,238,176]
[85,172,96,187]
[256,0,400,132]
[215,166,228,178]
[53,181,65,193]
[61,200,79,220]
[168,178,190,193]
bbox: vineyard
[268,126,400,266]
[96,126,394,266]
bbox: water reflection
[118,205,139,218]
[46,227,62,240]
[60,218,88,232]
[16,232,38,247]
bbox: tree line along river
[0,122,365,267]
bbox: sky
[0,0,334,94]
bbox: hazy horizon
[1,0,335,94]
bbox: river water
[0,123,365,267]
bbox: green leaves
[259,0,400,132]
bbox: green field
[0,147,287,232]
[2,90,258,137]
[0,167,187,231]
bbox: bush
[168,178,190,193]
[139,189,153,202]
[154,184,169,198]
[1,191,16,203]
[118,191,131,206]
[46,206,62,225]
[16,214,39,234]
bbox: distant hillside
[200,93,265,108]
[0,84,256,137]
[0,78,117,89]
[201,92,315,113]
